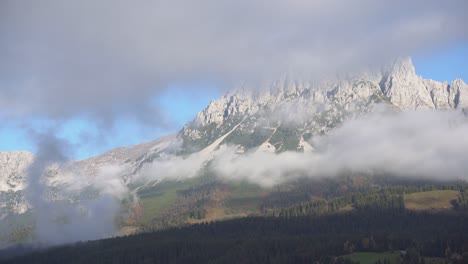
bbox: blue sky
[0,84,220,159]
[413,43,468,82]
[0,46,466,160]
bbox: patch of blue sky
[0,124,32,152]
[157,81,220,128]
[0,82,220,160]
[413,42,467,83]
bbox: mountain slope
[0,57,467,242]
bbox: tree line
[2,210,467,263]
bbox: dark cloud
[0,0,467,123]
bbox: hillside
[2,210,468,263]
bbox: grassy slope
[189,183,267,223]
[404,190,459,211]
[341,252,400,264]
[138,183,462,227]
[136,178,267,226]
[137,178,206,224]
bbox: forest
[1,210,467,263]
[1,181,468,264]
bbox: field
[189,181,265,223]
[136,175,266,225]
[404,190,459,211]
[137,179,198,223]
[341,252,400,264]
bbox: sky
[0,0,467,160]
[413,43,468,82]
[0,85,220,159]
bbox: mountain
[0,152,32,218]
[181,57,467,153]
[0,57,467,243]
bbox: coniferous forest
[1,183,468,264]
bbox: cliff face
[182,57,467,153]
[0,152,33,217]
[0,151,33,193]
[193,58,467,124]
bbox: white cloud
[210,110,468,187]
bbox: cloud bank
[210,110,468,187]
[1,0,467,124]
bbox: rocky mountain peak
[190,58,427,127]
[449,78,468,109]
[386,57,416,76]
[0,151,33,192]
[379,57,435,110]
[181,57,467,154]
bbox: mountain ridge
[182,57,467,154]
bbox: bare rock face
[379,57,435,110]
[185,57,467,154]
[0,151,33,192]
[0,152,33,217]
[424,79,450,110]
[377,57,467,111]
[194,91,256,127]
[192,57,466,132]
[449,78,468,109]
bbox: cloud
[24,132,126,245]
[135,154,207,184]
[210,109,468,187]
[0,0,467,124]
[20,127,204,246]
[32,195,119,246]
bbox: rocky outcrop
[449,78,468,109]
[0,152,33,217]
[424,79,450,109]
[191,57,466,134]
[379,57,435,110]
[0,151,33,192]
